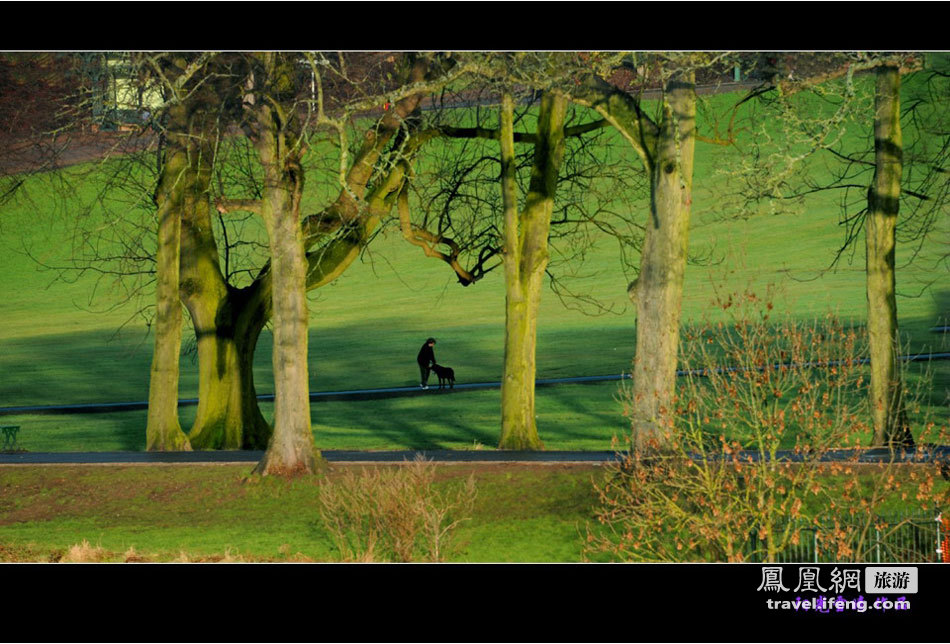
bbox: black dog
[431,363,455,389]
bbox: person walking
[417,337,436,389]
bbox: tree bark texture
[254,173,317,474]
[251,53,318,475]
[867,65,911,447]
[145,106,191,451]
[498,92,568,450]
[629,71,696,451]
[176,149,271,450]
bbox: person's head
[426,337,436,346]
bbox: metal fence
[747,511,941,563]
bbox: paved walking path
[2,446,947,466]
[0,449,617,465]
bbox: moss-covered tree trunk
[867,64,911,447]
[145,106,191,451]
[179,199,272,450]
[629,71,696,451]
[498,93,568,450]
[183,285,272,450]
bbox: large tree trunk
[630,71,696,451]
[254,168,317,474]
[498,93,567,450]
[145,104,191,452]
[250,53,318,475]
[867,64,911,448]
[184,285,271,450]
[174,117,272,451]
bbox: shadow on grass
[2,309,946,452]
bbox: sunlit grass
[0,82,946,450]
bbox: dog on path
[431,363,455,389]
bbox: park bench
[1,425,20,451]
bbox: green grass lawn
[0,463,600,562]
[2,382,631,452]
[1,462,946,563]
[4,363,944,453]
[0,78,946,452]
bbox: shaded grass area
[4,360,944,453]
[3,381,630,452]
[0,464,600,562]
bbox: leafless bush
[586,288,950,562]
[318,456,476,562]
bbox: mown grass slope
[0,73,946,452]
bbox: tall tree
[243,52,317,474]
[497,91,568,449]
[568,55,700,450]
[403,76,629,450]
[144,53,223,451]
[402,58,641,450]
[627,68,696,451]
[190,52,468,452]
[866,63,912,447]
[732,53,933,446]
[145,96,191,451]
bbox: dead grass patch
[59,539,110,562]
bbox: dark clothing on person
[417,341,436,386]
[417,342,436,367]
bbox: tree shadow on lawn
[5,308,945,452]
[0,327,155,408]
[307,393,500,450]
[308,315,634,391]
[2,409,148,452]
[533,382,628,447]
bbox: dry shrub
[61,539,109,563]
[275,543,314,562]
[216,547,245,563]
[0,543,51,562]
[318,456,476,562]
[123,546,148,563]
[587,288,950,562]
[173,547,245,563]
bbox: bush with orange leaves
[586,289,949,562]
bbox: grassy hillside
[0,76,946,452]
[0,464,600,562]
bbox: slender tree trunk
[498,93,568,450]
[630,71,696,451]
[867,65,911,447]
[146,106,191,452]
